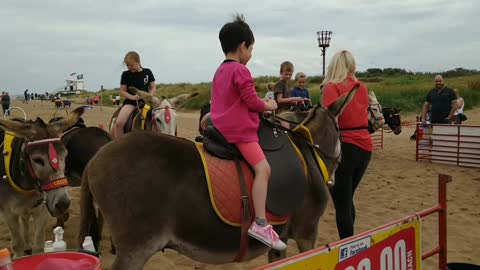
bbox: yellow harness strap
[292,125,330,184]
[3,132,35,194]
[141,104,151,130]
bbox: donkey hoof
[24,249,32,255]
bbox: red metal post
[457,125,461,166]
[380,127,384,149]
[416,123,419,161]
[438,174,450,270]
[416,174,451,269]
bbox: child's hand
[265,99,278,111]
[293,97,304,104]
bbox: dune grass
[93,74,480,113]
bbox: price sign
[335,228,418,270]
[255,215,421,270]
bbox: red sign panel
[335,227,417,270]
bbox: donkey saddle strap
[233,158,250,262]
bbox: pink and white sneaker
[248,222,287,251]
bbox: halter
[151,104,175,131]
[23,137,69,192]
[273,108,342,186]
[368,102,384,121]
[274,85,360,185]
[152,105,174,123]
[298,108,342,170]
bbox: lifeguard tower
[65,79,85,91]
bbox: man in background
[421,75,457,124]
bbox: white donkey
[109,87,199,136]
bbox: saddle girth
[141,104,151,130]
[233,158,250,262]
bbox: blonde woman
[321,50,372,239]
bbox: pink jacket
[211,61,265,143]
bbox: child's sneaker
[248,222,287,251]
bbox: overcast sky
[1,0,479,95]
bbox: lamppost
[316,31,333,77]
[100,85,104,111]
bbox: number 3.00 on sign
[254,215,421,270]
[335,227,418,270]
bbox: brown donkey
[79,88,359,270]
[48,117,113,228]
[0,107,84,257]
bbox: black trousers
[2,104,9,116]
[330,142,371,239]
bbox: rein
[268,109,341,185]
[275,115,302,125]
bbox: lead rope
[271,110,279,137]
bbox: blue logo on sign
[340,248,348,259]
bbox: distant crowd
[22,89,51,103]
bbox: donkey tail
[78,166,103,251]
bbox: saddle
[196,116,308,261]
[124,102,152,132]
[0,131,35,194]
[202,115,308,217]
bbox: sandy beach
[0,99,478,269]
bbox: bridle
[301,108,343,167]
[272,85,361,185]
[272,107,342,185]
[151,102,175,132]
[21,137,69,192]
[368,102,384,122]
[134,99,175,132]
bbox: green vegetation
[92,68,480,113]
[363,74,480,112]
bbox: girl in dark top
[111,51,156,138]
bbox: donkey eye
[33,158,44,166]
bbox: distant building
[65,79,85,91]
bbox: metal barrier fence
[416,123,480,167]
[255,174,451,270]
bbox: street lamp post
[100,85,104,111]
[316,31,333,77]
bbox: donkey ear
[328,84,361,117]
[49,106,85,135]
[0,120,37,139]
[169,92,199,108]
[129,87,160,107]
